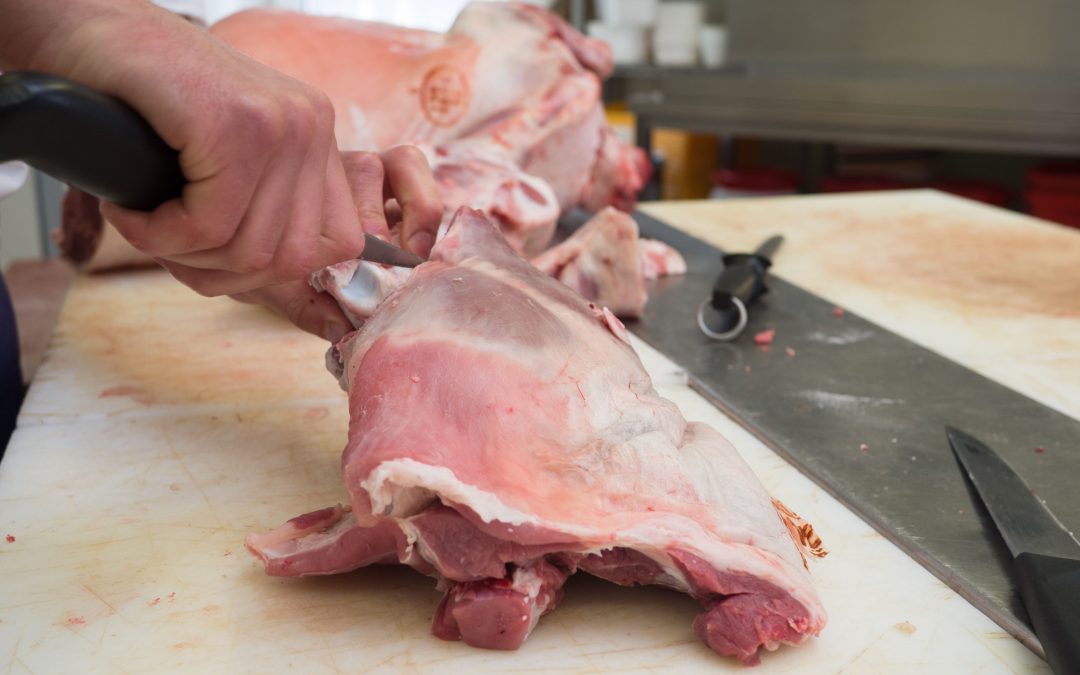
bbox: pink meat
[531,207,648,318]
[247,207,826,664]
[640,238,688,280]
[423,143,560,256]
[530,208,687,318]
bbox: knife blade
[946,426,1080,674]
[0,70,423,268]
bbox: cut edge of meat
[246,496,825,662]
[432,558,570,650]
[670,549,819,666]
[57,188,103,265]
[352,455,826,632]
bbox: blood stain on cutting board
[99,385,154,405]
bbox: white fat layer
[364,458,542,526]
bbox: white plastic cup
[699,25,727,67]
[653,39,697,66]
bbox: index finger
[380,145,443,258]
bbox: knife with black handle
[0,70,424,267]
[696,234,782,341]
[947,427,1080,674]
[0,70,184,210]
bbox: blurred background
[4,0,1080,268]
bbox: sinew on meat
[246,208,826,664]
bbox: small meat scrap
[754,329,776,346]
[66,617,86,626]
[833,306,844,318]
[859,443,870,454]
[894,621,917,635]
[4,534,14,543]
[785,347,796,358]
[1034,447,1046,454]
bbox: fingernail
[323,320,351,343]
[407,231,434,259]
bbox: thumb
[232,279,352,342]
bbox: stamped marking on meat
[420,65,470,127]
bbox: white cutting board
[4,191,1071,673]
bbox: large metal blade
[947,426,1080,560]
[359,233,426,268]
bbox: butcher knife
[696,234,782,341]
[0,70,425,268]
[946,427,1080,674]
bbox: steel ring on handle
[697,296,748,341]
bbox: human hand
[229,148,443,342]
[20,0,441,300]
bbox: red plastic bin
[926,180,1012,208]
[1025,162,1080,229]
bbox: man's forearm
[0,0,159,72]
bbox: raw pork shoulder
[246,207,826,664]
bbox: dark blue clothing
[0,272,22,456]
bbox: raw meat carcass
[211,1,649,254]
[531,207,686,318]
[246,207,826,664]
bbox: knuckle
[342,151,384,182]
[384,144,427,166]
[281,93,319,141]
[243,98,288,144]
[414,196,444,224]
[309,90,335,129]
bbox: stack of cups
[589,0,659,66]
[653,2,704,66]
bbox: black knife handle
[1014,552,1080,674]
[701,252,772,334]
[712,252,772,310]
[0,71,184,211]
